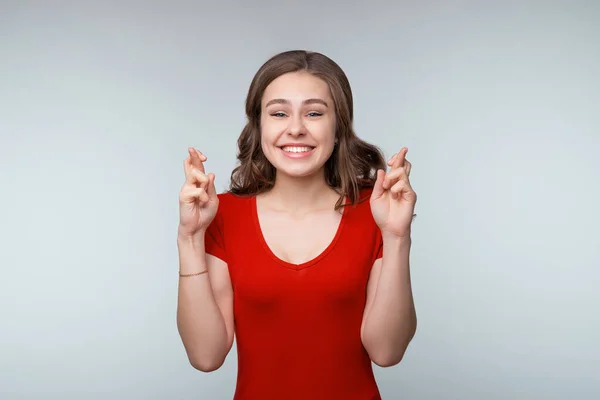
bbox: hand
[178,148,219,237]
[370,147,417,239]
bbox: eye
[307,112,323,117]
[271,112,287,118]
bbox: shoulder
[341,189,379,238]
[206,192,254,242]
[344,188,380,233]
[215,191,254,219]
[341,187,383,262]
[344,188,375,215]
[217,191,251,205]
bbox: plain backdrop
[1,1,599,399]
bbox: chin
[275,164,323,179]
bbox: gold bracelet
[179,270,208,277]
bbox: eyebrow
[264,98,329,108]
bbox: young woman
[176,50,417,400]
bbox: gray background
[1,1,599,399]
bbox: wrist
[382,232,412,247]
[177,227,206,245]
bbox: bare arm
[176,229,234,372]
[360,235,416,367]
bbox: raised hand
[178,148,219,237]
[370,147,417,239]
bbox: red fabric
[205,190,384,400]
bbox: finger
[371,169,386,200]
[197,187,209,203]
[179,187,208,203]
[382,166,406,189]
[194,148,207,162]
[189,148,207,173]
[390,179,416,202]
[183,155,198,175]
[392,147,407,170]
[206,173,217,198]
[405,160,412,177]
[183,156,191,175]
[390,179,403,200]
[180,187,209,204]
[387,153,397,167]
[186,168,210,188]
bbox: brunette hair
[229,50,386,210]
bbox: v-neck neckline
[251,195,347,271]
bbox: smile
[281,146,315,153]
[279,145,316,159]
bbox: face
[260,71,337,179]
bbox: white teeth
[282,146,313,153]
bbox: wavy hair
[228,50,386,210]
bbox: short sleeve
[361,187,383,261]
[204,206,227,263]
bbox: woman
[176,50,417,400]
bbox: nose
[286,114,306,137]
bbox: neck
[262,169,339,214]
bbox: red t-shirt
[204,190,384,400]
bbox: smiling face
[260,71,337,179]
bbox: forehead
[262,71,332,105]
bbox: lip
[278,143,316,148]
[278,144,316,159]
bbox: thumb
[371,169,385,200]
[206,173,217,199]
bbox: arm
[360,234,416,367]
[176,229,235,372]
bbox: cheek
[260,118,283,143]
[309,120,336,145]
[260,128,277,150]
[259,125,280,162]
[259,132,272,158]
